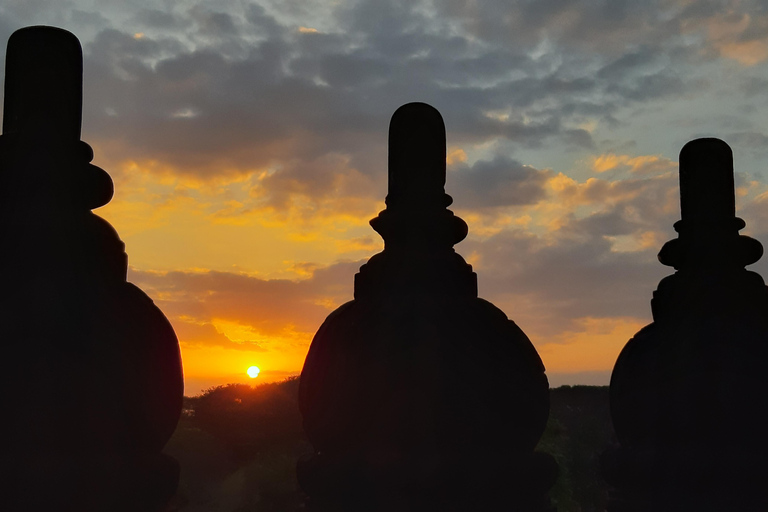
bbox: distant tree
[192,377,306,462]
[543,386,613,512]
[173,380,614,511]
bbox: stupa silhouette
[0,26,183,511]
[298,102,556,511]
[605,138,768,511]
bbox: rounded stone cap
[4,26,83,141]
[387,102,448,211]
[679,138,734,224]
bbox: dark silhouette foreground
[605,139,768,512]
[298,103,556,511]
[0,26,183,511]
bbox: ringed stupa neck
[356,102,476,299]
[370,102,468,251]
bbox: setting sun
[247,366,260,378]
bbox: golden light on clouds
[446,148,468,165]
[101,145,681,396]
[591,153,675,175]
[720,40,768,66]
[99,162,375,276]
[210,319,268,348]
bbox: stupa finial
[3,26,83,141]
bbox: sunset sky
[3,1,768,394]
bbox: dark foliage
[165,377,311,511]
[190,377,306,462]
[540,385,614,512]
[166,380,612,511]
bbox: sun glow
[247,366,261,378]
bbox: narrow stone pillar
[604,138,768,512]
[298,102,556,511]
[0,26,183,511]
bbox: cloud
[1,0,738,224]
[457,169,680,340]
[728,131,768,153]
[132,9,180,29]
[449,156,551,209]
[592,153,677,175]
[49,7,676,162]
[4,0,768,386]
[128,259,363,351]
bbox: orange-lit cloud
[694,11,768,65]
[591,153,677,176]
[128,262,363,394]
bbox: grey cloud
[466,228,667,339]
[606,70,688,103]
[450,156,551,209]
[562,128,596,149]
[194,10,237,36]
[1,0,756,216]
[733,191,768,282]
[133,9,179,29]
[436,0,680,53]
[728,131,768,150]
[0,0,75,25]
[69,2,636,175]
[86,28,176,68]
[725,131,768,165]
[577,210,638,237]
[254,153,380,213]
[71,10,110,29]
[245,3,288,40]
[739,75,768,98]
[459,171,679,338]
[597,47,663,81]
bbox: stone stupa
[0,26,183,511]
[605,138,768,512]
[298,102,556,511]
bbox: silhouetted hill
[164,379,612,511]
